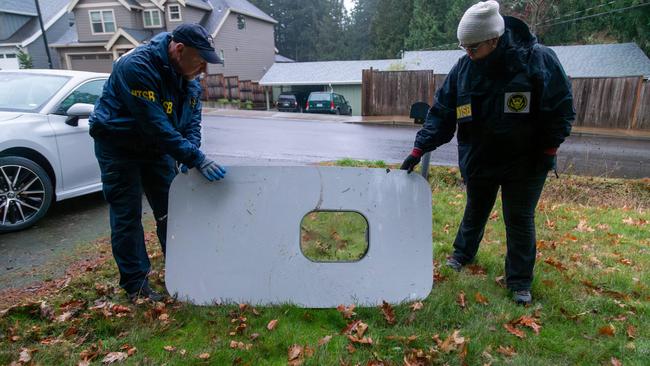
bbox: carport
[259,59,401,116]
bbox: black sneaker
[512,290,532,305]
[127,285,164,303]
[445,256,463,272]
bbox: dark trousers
[94,141,176,294]
[452,174,547,291]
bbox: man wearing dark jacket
[90,24,227,302]
[401,1,574,304]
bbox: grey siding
[164,1,185,32]
[74,0,139,42]
[207,13,274,82]
[180,6,208,27]
[0,13,31,40]
[25,14,70,69]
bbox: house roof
[0,0,70,46]
[403,43,650,78]
[104,27,153,49]
[0,0,37,16]
[261,42,650,86]
[204,0,277,38]
[260,59,402,85]
[275,54,294,63]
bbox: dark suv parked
[277,92,307,112]
[305,92,352,115]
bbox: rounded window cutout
[300,211,369,262]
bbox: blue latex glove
[179,164,189,174]
[198,157,227,181]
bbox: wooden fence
[200,73,271,110]
[363,69,649,131]
[571,76,647,130]
[362,69,436,116]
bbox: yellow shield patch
[504,92,530,113]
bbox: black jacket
[414,17,575,179]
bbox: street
[1,114,649,290]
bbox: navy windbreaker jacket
[414,17,575,179]
[89,32,205,167]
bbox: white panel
[166,166,433,308]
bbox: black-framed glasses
[458,41,486,54]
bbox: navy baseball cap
[172,23,223,64]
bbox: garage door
[0,52,19,70]
[68,53,113,73]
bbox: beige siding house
[51,0,276,81]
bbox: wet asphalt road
[1,114,649,290]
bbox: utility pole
[34,0,53,69]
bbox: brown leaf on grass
[163,345,176,352]
[229,341,252,350]
[409,301,424,311]
[512,315,542,335]
[341,320,361,335]
[380,301,396,325]
[626,325,636,339]
[56,311,74,323]
[440,330,465,353]
[466,264,487,276]
[336,304,356,319]
[599,324,616,337]
[622,217,647,226]
[503,323,526,339]
[457,291,467,309]
[249,333,260,341]
[611,357,623,366]
[619,258,633,266]
[119,344,136,356]
[79,342,103,362]
[78,361,91,366]
[197,352,210,360]
[64,326,79,337]
[347,335,373,345]
[459,341,469,365]
[60,299,86,312]
[496,345,516,357]
[545,219,556,230]
[318,335,332,346]
[489,210,499,221]
[288,344,304,366]
[266,319,278,331]
[102,352,128,364]
[403,348,435,365]
[475,292,489,305]
[495,276,506,288]
[595,223,611,231]
[346,343,356,354]
[575,219,595,232]
[544,257,568,271]
[386,335,418,344]
[39,301,55,320]
[356,322,369,338]
[238,303,249,312]
[18,348,34,363]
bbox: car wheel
[0,156,54,233]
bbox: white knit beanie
[457,0,505,45]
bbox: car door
[47,78,106,195]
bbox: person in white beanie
[401,1,575,305]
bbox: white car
[0,69,109,232]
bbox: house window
[5,54,16,59]
[168,5,182,21]
[237,15,246,30]
[143,9,162,28]
[89,10,115,34]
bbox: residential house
[260,43,650,116]
[0,0,71,69]
[51,0,276,81]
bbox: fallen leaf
[163,346,176,352]
[56,311,74,323]
[503,323,525,339]
[475,292,489,305]
[626,325,636,339]
[495,276,506,288]
[409,301,424,311]
[496,345,516,357]
[102,352,128,364]
[380,301,396,325]
[158,313,169,321]
[318,335,332,346]
[466,264,487,275]
[611,357,622,366]
[267,319,278,331]
[599,324,616,337]
[440,330,465,353]
[544,257,568,271]
[249,333,260,341]
[288,344,303,366]
[513,315,542,335]
[18,348,33,363]
[336,304,356,319]
[346,343,356,354]
[575,219,594,232]
[489,210,499,221]
[457,291,467,309]
[356,322,369,338]
[197,352,210,360]
[341,320,361,335]
[347,335,373,345]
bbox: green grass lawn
[1,162,648,365]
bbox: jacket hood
[472,16,537,74]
